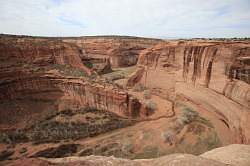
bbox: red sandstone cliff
[127,41,250,143]
[0,35,145,129]
[62,36,162,67]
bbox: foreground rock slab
[5,144,250,166]
[201,144,250,166]
[5,154,228,166]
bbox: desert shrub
[7,129,29,143]
[133,83,146,92]
[205,132,222,150]
[60,109,75,116]
[161,130,175,144]
[191,131,222,155]
[145,100,157,115]
[176,116,190,126]
[133,146,159,159]
[83,61,93,69]
[52,64,87,77]
[196,116,213,128]
[143,89,151,99]
[140,131,151,140]
[182,108,198,120]
[0,133,12,144]
[122,142,134,153]
[176,107,198,126]
[19,147,27,154]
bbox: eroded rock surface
[5,144,250,166]
[201,144,250,166]
[128,40,250,144]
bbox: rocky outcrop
[127,66,145,87]
[3,155,229,166]
[201,144,250,166]
[62,36,162,67]
[136,43,222,87]
[128,41,250,144]
[95,58,112,74]
[0,37,92,76]
[227,48,250,84]
[223,80,250,108]
[182,46,218,87]
[0,73,142,129]
[0,35,147,130]
[134,41,250,87]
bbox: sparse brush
[133,83,146,92]
[145,100,157,115]
[161,130,175,144]
[143,89,151,99]
[83,61,93,69]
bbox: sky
[0,0,250,38]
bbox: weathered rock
[126,66,145,87]
[0,74,141,128]
[7,144,249,165]
[4,154,230,166]
[201,144,250,166]
[223,80,250,108]
[62,36,162,67]
[128,40,250,144]
[0,37,92,76]
[0,35,145,130]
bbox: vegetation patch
[161,130,175,145]
[83,61,93,69]
[51,64,87,77]
[145,100,157,115]
[133,83,147,92]
[103,66,136,82]
[133,146,159,159]
[0,108,134,144]
[143,89,152,99]
[176,107,213,128]
[176,131,222,155]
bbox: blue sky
[0,0,250,38]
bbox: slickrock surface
[3,155,229,166]
[201,144,250,166]
[5,144,250,166]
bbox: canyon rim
[0,0,250,166]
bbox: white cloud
[0,0,249,38]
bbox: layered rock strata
[128,41,250,144]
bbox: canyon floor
[0,35,250,165]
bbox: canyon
[0,34,250,165]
